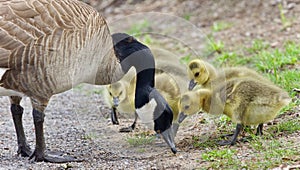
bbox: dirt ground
[0,0,300,169]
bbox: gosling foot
[218,139,237,146]
[239,136,253,143]
[220,133,234,138]
[218,124,242,146]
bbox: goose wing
[0,0,105,69]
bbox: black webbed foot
[218,124,243,146]
[218,139,237,146]
[29,150,84,163]
[220,133,234,138]
[119,120,136,133]
[119,113,137,133]
[17,144,32,157]
[119,126,134,132]
[239,136,253,143]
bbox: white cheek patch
[136,98,157,130]
[0,68,7,79]
[0,68,24,97]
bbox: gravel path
[0,85,208,169]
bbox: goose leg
[255,123,263,136]
[111,107,119,125]
[219,124,243,145]
[29,99,81,163]
[10,96,31,157]
[119,112,138,133]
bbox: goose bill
[161,127,177,154]
[172,122,180,137]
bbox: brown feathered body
[0,0,122,105]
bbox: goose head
[112,33,177,154]
[187,59,210,90]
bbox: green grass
[194,133,299,169]
[212,21,233,32]
[246,139,299,169]
[126,20,150,37]
[179,54,192,64]
[246,39,270,54]
[202,148,236,161]
[201,149,241,169]
[268,119,300,135]
[206,35,225,54]
[192,136,219,149]
[183,13,192,21]
[278,3,293,30]
[216,115,233,129]
[83,132,100,140]
[126,134,156,147]
[254,49,298,73]
[215,51,252,66]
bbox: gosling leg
[119,112,138,133]
[255,123,263,136]
[111,107,119,125]
[219,124,243,145]
[10,96,32,157]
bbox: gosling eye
[119,91,123,96]
[109,92,113,96]
[184,105,190,110]
[194,72,200,77]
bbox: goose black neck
[136,68,155,87]
[112,33,155,87]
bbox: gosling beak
[161,127,177,154]
[188,79,197,90]
[178,112,187,123]
[113,97,119,107]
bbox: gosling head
[178,91,200,123]
[178,89,211,123]
[187,59,210,90]
[107,82,126,107]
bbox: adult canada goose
[178,77,291,145]
[0,0,176,162]
[187,59,271,90]
[104,71,180,133]
[112,33,177,153]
